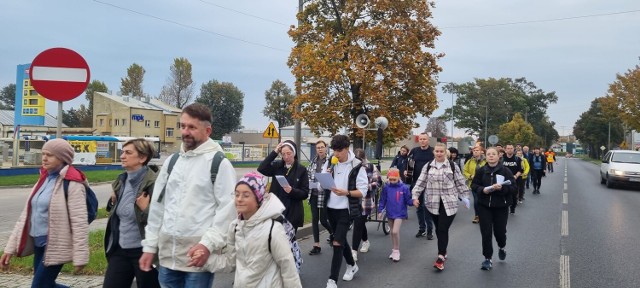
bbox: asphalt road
[3,158,640,288]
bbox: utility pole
[293,0,303,151]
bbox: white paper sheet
[314,172,336,190]
[275,175,290,187]
[496,175,505,184]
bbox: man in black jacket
[502,144,523,214]
[405,133,435,239]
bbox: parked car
[600,150,640,188]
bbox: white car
[600,150,640,188]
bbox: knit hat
[42,139,75,165]
[236,172,266,205]
[387,168,400,178]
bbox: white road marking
[560,255,571,288]
[562,210,569,236]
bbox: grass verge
[0,230,107,276]
[577,155,601,165]
[0,170,123,187]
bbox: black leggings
[352,215,368,250]
[531,169,544,189]
[429,200,456,256]
[103,245,160,288]
[327,208,355,281]
[309,194,332,243]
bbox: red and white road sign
[29,48,90,102]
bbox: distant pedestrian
[258,140,310,234]
[515,150,530,204]
[545,148,556,172]
[308,140,332,255]
[463,146,486,224]
[501,144,524,215]
[405,133,435,239]
[522,146,533,189]
[1,139,89,288]
[351,148,381,261]
[225,172,302,287]
[412,143,471,271]
[530,147,547,194]
[390,145,409,183]
[471,147,517,271]
[103,138,160,288]
[378,168,413,262]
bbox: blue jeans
[32,245,68,288]
[158,266,214,288]
[416,191,433,233]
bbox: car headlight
[610,169,625,176]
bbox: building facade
[93,92,181,152]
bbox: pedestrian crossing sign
[263,122,279,138]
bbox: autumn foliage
[288,0,443,142]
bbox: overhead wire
[92,0,288,52]
[198,0,290,27]
[441,8,640,29]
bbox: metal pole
[450,94,454,147]
[484,104,488,148]
[363,128,366,151]
[57,101,63,138]
[608,121,611,150]
[293,0,303,152]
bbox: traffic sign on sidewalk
[29,47,90,101]
[263,122,279,138]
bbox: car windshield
[611,153,640,164]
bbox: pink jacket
[3,165,89,266]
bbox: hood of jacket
[242,193,286,227]
[180,138,222,156]
[336,150,360,168]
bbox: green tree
[599,64,640,131]
[158,57,195,109]
[196,80,244,139]
[84,80,108,124]
[62,105,92,128]
[497,113,535,146]
[262,80,295,141]
[424,117,447,138]
[573,98,624,158]
[0,83,16,110]
[120,63,145,97]
[288,0,443,148]
[441,77,558,145]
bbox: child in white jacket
[222,172,302,288]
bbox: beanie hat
[387,168,400,178]
[236,172,266,205]
[42,139,74,165]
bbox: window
[23,99,27,105]
[177,122,180,128]
[29,90,38,96]
[166,128,174,137]
[145,135,150,138]
[99,119,104,127]
[23,90,28,96]
[145,120,150,127]
[122,119,127,126]
[115,119,120,126]
[154,121,160,128]
[29,99,38,105]
[23,80,29,87]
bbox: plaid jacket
[411,160,471,216]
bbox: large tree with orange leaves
[288,0,443,146]
[600,64,640,131]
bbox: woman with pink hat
[0,139,89,288]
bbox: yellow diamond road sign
[263,122,279,138]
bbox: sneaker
[342,263,359,281]
[351,250,358,262]
[309,246,321,255]
[415,230,425,238]
[427,233,434,240]
[392,250,400,262]
[433,255,445,271]
[326,279,338,288]
[518,200,523,204]
[472,216,479,224]
[359,240,370,253]
[498,248,507,260]
[481,259,493,270]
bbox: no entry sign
[29,48,90,102]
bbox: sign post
[29,48,90,138]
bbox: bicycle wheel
[382,212,390,235]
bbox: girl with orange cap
[378,168,413,262]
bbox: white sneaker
[351,249,358,262]
[342,263,359,281]
[326,279,338,288]
[359,240,370,253]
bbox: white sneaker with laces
[359,240,370,253]
[351,249,358,262]
[342,263,359,281]
[326,279,338,288]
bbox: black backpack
[157,151,225,203]
[63,180,99,224]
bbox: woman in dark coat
[258,140,309,231]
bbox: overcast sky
[1,0,638,138]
